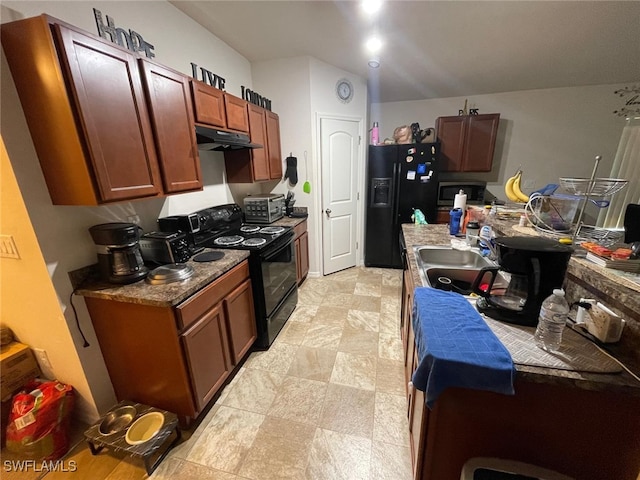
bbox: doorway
[319,116,361,275]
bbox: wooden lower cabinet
[293,220,309,285]
[84,261,255,421]
[182,304,231,411]
[402,265,429,479]
[402,250,640,480]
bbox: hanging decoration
[613,84,640,117]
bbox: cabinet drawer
[177,261,249,330]
[293,220,307,239]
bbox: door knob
[325,208,332,218]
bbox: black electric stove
[158,204,297,349]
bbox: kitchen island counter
[401,223,640,396]
[402,222,640,480]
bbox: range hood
[195,125,263,151]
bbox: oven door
[260,232,297,316]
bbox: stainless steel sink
[413,245,500,294]
[416,246,494,269]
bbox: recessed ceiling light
[361,0,383,15]
[365,35,382,54]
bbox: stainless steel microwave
[437,181,487,206]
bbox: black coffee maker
[471,236,573,326]
[89,223,148,284]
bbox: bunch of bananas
[504,170,530,203]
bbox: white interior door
[320,117,360,275]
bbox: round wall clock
[336,78,354,103]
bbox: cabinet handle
[408,381,413,389]
[325,208,332,218]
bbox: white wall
[252,56,369,274]
[0,1,258,422]
[309,58,369,270]
[372,85,632,199]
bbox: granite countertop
[75,249,250,308]
[401,222,640,396]
[74,216,307,308]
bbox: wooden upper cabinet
[246,104,270,181]
[191,80,227,128]
[1,15,165,204]
[265,110,283,180]
[224,94,250,133]
[224,105,283,183]
[436,113,500,172]
[140,60,202,194]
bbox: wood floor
[2,266,412,479]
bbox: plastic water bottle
[534,289,570,352]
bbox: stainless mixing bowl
[98,405,137,435]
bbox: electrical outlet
[34,348,53,372]
[0,234,20,259]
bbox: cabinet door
[409,349,427,479]
[224,94,250,133]
[182,304,232,411]
[462,114,500,172]
[54,24,162,202]
[141,61,202,193]
[435,116,466,172]
[191,80,227,127]
[298,231,309,282]
[265,110,283,179]
[402,267,415,390]
[223,279,257,365]
[247,104,270,181]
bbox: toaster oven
[139,231,191,265]
[244,194,285,224]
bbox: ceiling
[171,1,640,103]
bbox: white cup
[585,302,625,343]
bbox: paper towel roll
[453,190,467,211]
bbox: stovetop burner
[260,226,285,235]
[240,225,261,233]
[214,235,244,246]
[242,237,267,247]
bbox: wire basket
[575,225,624,247]
[559,178,628,197]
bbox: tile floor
[3,266,412,480]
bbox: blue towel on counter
[411,287,515,408]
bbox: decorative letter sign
[190,63,226,90]
[93,9,155,58]
[241,86,272,111]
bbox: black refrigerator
[364,143,440,268]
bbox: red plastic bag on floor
[5,380,74,460]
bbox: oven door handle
[261,233,294,261]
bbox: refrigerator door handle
[392,161,401,226]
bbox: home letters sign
[93,9,155,58]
